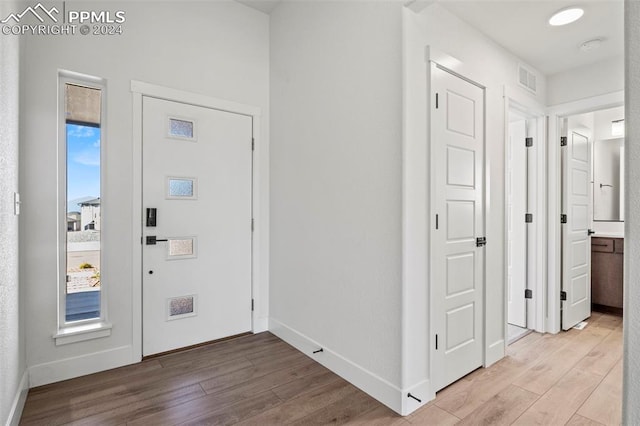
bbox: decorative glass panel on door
[167,295,197,320]
[167,237,197,260]
[166,177,197,200]
[168,117,196,140]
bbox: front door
[431,65,485,391]
[561,126,592,330]
[142,96,253,356]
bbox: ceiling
[236,0,281,14]
[436,0,624,75]
[235,0,624,76]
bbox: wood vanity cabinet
[591,237,624,314]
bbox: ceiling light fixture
[580,38,603,52]
[549,7,584,26]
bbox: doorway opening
[505,95,546,343]
[559,105,625,330]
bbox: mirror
[593,137,624,221]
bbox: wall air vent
[517,64,538,95]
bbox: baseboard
[5,370,29,426]
[253,316,268,333]
[486,339,505,367]
[28,345,134,387]
[269,317,404,414]
[401,378,432,415]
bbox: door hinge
[525,289,533,299]
[560,136,568,147]
[525,213,533,223]
[66,275,70,283]
[561,214,567,224]
[435,93,439,109]
[435,334,438,350]
[435,214,439,230]
[252,138,255,151]
[251,218,255,232]
[525,137,533,147]
[476,237,487,247]
[560,291,567,301]
[251,299,254,311]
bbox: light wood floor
[20,312,622,425]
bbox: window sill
[53,321,112,346]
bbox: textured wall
[623,1,640,422]
[0,0,24,422]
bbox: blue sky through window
[67,123,100,212]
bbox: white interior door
[431,65,485,391]
[561,127,592,330]
[507,119,527,328]
[142,96,253,356]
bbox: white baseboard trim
[5,370,29,426]
[28,345,134,387]
[253,316,269,333]
[486,339,505,367]
[269,318,404,414]
[401,378,432,416]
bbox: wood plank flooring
[20,312,622,425]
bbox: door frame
[503,87,547,334]
[546,90,623,333]
[130,81,268,361]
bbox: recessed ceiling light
[549,7,584,26]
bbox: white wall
[547,56,624,106]
[402,2,547,400]
[269,0,405,412]
[20,0,269,386]
[0,1,27,423]
[623,1,640,422]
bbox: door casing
[503,89,547,335]
[546,91,624,333]
[130,81,268,361]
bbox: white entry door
[431,65,485,391]
[561,127,592,330]
[507,119,527,328]
[142,96,253,356]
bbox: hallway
[20,312,621,425]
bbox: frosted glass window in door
[167,295,196,319]
[169,118,195,139]
[167,177,197,199]
[168,238,197,259]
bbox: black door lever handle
[146,236,168,245]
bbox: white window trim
[57,70,110,343]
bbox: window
[58,72,108,335]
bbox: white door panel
[432,66,485,392]
[561,129,591,330]
[142,96,252,356]
[507,120,527,328]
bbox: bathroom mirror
[593,137,624,221]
